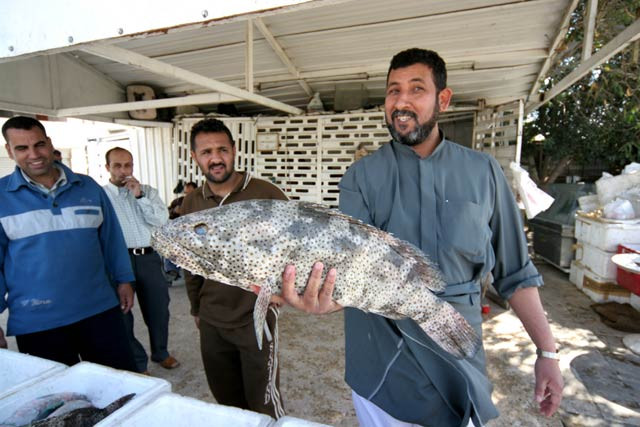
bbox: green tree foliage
[524,0,640,185]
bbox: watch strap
[536,348,559,360]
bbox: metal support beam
[527,0,580,100]
[527,17,640,113]
[80,43,303,115]
[515,99,524,164]
[254,17,314,97]
[582,0,598,60]
[245,20,254,93]
[56,93,239,117]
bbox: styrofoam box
[582,268,630,304]
[574,215,640,252]
[273,415,332,426]
[101,392,274,427]
[570,260,630,303]
[569,260,584,289]
[574,241,617,280]
[0,362,170,425]
[0,349,67,400]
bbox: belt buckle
[133,247,143,256]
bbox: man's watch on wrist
[135,191,145,199]
[536,348,560,360]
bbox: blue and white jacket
[0,163,135,336]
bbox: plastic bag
[603,198,635,220]
[622,162,640,175]
[509,162,555,219]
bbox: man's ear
[190,150,196,160]
[438,87,453,112]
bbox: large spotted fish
[151,199,480,359]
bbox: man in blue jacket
[0,116,137,371]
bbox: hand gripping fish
[151,199,481,359]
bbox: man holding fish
[180,118,288,418]
[281,48,564,426]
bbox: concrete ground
[2,261,639,426]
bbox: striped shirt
[103,182,169,248]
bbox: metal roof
[1,0,581,118]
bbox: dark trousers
[126,252,171,372]
[199,310,284,418]
[16,306,137,372]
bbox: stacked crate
[570,214,640,303]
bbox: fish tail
[253,283,273,350]
[418,302,482,359]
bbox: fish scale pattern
[151,199,481,359]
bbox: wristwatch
[536,348,560,360]
[135,191,145,199]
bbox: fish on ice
[151,199,480,359]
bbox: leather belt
[128,247,154,256]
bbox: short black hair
[185,181,197,189]
[2,116,47,142]
[387,48,447,93]
[190,119,234,151]
[105,146,132,165]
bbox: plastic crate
[0,350,67,400]
[100,392,274,427]
[613,244,640,296]
[0,362,170,425]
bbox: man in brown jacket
[181,118,287,418]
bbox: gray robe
[339,136,543,426]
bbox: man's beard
[203,164,233,184]
[387,105,439,147]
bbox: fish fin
[254,284,273,350]
[418,302,482,359]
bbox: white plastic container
[0,362,170,425]
[574,242,617,280]
[272,415,332,426]
[101,392,274,427]
[574,215,640,252]
[0,349,67,400]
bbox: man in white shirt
[103,147,180,373]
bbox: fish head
[151,208,239,285]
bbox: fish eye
[194,223,208,235]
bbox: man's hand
[194,315,200,329]
[0,327,7,349]
[282,262,341,314]
[123,176,143,198]
[117,282,135,313]
[534,357,564,417]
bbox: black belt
[128,247,154,255]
